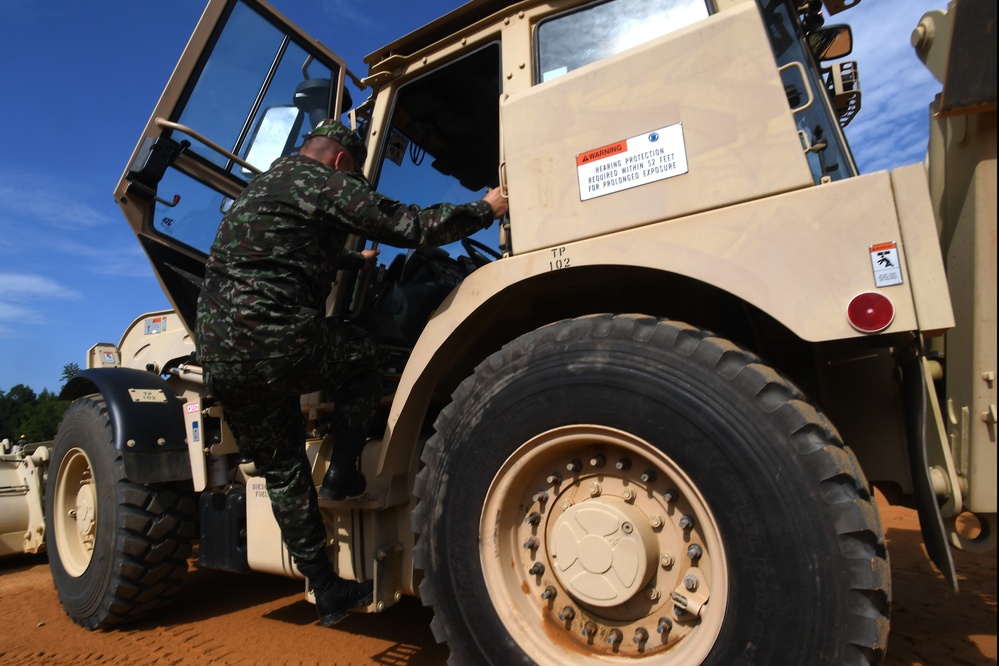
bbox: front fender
[61,368,191,484]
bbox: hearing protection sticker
[577,123,688,201]
[869,241,903,287]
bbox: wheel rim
[53,447,98,577]
[480,425,728,663]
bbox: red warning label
[576,140,627,166]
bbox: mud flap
[903,354,959,592]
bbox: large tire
[45,395,196,629]
[413,315,890,665]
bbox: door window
[537,0,709,83]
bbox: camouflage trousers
[204,319,381,561]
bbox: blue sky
[0,0,945,394]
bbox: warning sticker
[144,316,167,335]
[869,241,903,287]
[577,124,688,201]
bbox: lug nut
[660,552,675,568]
[678,514,694,531]
[640,469,657,483]
[657,617,673,635]
[525,511,542,526]
[607,628,623,645]
[582,622,597,638]
[647,587,661,601]
[687,544,703,560]
[589,454,606,468]
[541,586,557,601]
[588,482,602,497]
[684,574,699,591]
[559,606,575,622]
[523,537,539,551]
[634,627,649,644]
[650,514,664,529]
[622,489,636,502]
[566,459,583,473]
[615,457,632,470]
[528,562,545,575]
[663,488,679,503]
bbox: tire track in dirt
[2,497,994,665]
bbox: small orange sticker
[576,140,627,166]
[870,242,896,253]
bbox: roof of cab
[363,0,517,69]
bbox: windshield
[760,0,857,182]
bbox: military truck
[0,438,48,559]
[43,0,995,663]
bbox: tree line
[0,363,80,443]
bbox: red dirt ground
[1,494,994,665]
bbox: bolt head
[650,514,664,529]
[646,587,661,601]
[588,482,601,497]
[622,489,636,502]
[660,553,675,568]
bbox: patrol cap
[305,119,367,169]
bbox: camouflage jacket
[196,154,493,362]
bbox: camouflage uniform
[196,136,493,561]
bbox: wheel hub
[74,483,96,541]
[481,425,728,662]
[550,498,657,606]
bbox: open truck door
[113,0,357,333]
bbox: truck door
[114,0,354,331]
[502,1,826,254]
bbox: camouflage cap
[305,119,367,169]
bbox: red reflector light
[847,292,895,333]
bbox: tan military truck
[44,0,995,663]
[0,438,48,558]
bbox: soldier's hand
[483,187,508,219]
[360,248,380,270]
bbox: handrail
[154,117,262,176]
[777,61,815,114]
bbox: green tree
[0,384,36,441]
[18,389,68,441]
[61,362,81,386]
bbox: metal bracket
[372,542,404,612]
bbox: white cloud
[841,0,943,173]
[318,0,377,31]
[0,178,112,230]
[0,273,81,301]
[0,273,82,334]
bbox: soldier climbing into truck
[196,117,508,626]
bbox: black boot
[319,432,368,500]
[295,553,374,626]
[319,464,366,500]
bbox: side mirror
[808,24,853,61]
